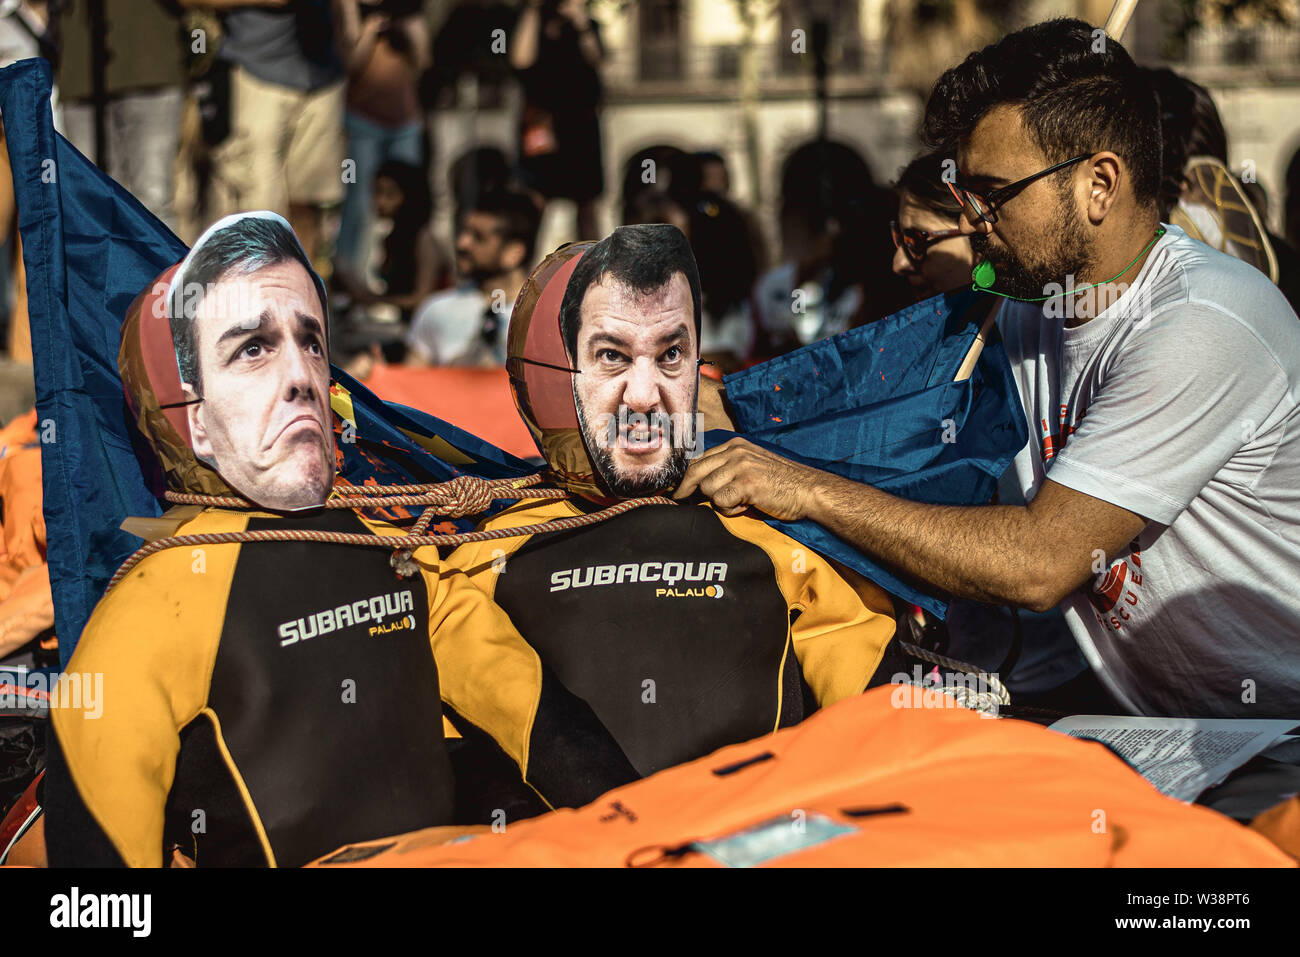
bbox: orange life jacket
[308,687,1295,868]
[1252,795,1300,862]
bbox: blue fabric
[721,287,1029,616]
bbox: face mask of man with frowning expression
[572,271,700,499]
[183,258,335,511]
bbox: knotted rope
[897,640,1011,715]
[108,474,674,590]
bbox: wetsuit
[448,499,900,780]
[45,504,636,867]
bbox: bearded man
[677,19,1300,720]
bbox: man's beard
[457,255,500,286]
[575,393,694,498]
[970,192,1097,301]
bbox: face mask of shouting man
[568,240,701,498]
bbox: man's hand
[675,437,823,522]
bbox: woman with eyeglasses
[891,151,973,301]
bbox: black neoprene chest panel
[206,508,453,867]
[492,503,793,776]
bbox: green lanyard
[972,226,1166,302]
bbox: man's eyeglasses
[891,220,963,267]
[946,154,1091,225]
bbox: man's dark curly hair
[921,18,1162,208]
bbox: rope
[108,475,675,590]
[898,640,1011,716]
[163,474,568,516]
[112,475,1008,716]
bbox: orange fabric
[0,409,45,582]
[0,409,52,656]
[307,825,488,866]
[4,816,44,868]
[0,564,54,659]
[362,364,539,460]
[1251,795,1300,861]
[309,687,1295,868]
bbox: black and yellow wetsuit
[447,499,901,783]
[45,505,637,867]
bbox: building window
[639,0,684,81]
[779,2,863,75]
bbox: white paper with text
[1047,716,1298,802]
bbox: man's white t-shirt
[997,224,1300,718]
[406,284,509,366]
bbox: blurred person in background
[688,192,761,373]
[1144,66,1300,316]
[448,144,513,227]
[623,187,689,238]
[190,0,345,265]
[59,0,184,234]
[510,0,603,240]
[752,140,910,357]
[620,144,687,227]
[334,0,428,275]
[696,150,729,196]
[335,159,449,324]
[426,0,515,110]
[406,188,539,366]
[683,149,769,292]
[621,156,763,372]
[890,150,971,301]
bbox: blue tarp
[721,287,1028,615]
[1,57,1026,663]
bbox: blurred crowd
[0,0,1293,398]
[0,0,922,391]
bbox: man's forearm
[678,439,1143,612]
[803,471,1049,609]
